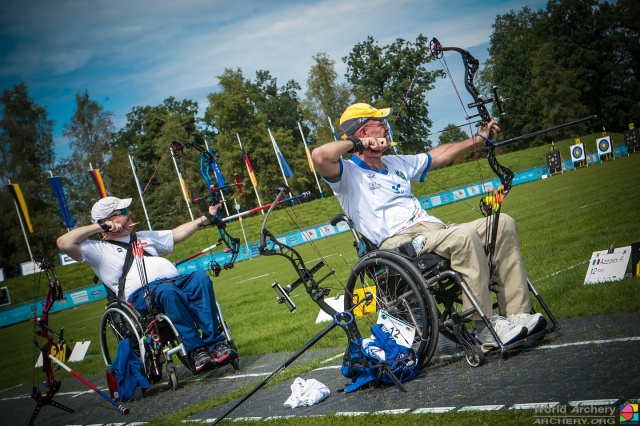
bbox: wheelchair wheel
[100,302,145,367]
[345,250,440,367]
[167,362,179,391]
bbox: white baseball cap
[91,197,132,223]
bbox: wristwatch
[97,219,111,232]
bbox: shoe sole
[500,327,528,345]
[214,351,238,366]
[195,360,216,373]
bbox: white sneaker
[475,314,528,349]
[507,313,547,335]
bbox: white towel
[283,377,330,408]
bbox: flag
[49,177,75,229]
[7,183,34,233]
[237,134,258,187]
[206,147,227,188]
[268,128,294,178]
[88,168,108,198]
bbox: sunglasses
[105,207,128,219]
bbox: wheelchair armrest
[330,213,353,227]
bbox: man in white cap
[311,103,546,350]
[57,196,237,373]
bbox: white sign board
[59,253,78,266]
[20,261,41,276]
[584,246,631,284]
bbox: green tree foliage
[343,35,443,153]
[484,0,640,147]
[438,124,471,144]
[112,97,205,229]
[206,68,314,205]
[0,83,59,274]
[300,52,352,144]
[59,90,115,224]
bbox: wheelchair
[99,289,239,392]
[333,214,561,368]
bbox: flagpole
[204,140,231,217]
[297,122,324,198]
[7,179,34,262]
[328,116,339,141]
[128,154,153,230]
[170,147,195,221]
[236,134,264,214]
[267,128,293,198]
[234,199,251,260]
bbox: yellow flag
[7,183,34,233]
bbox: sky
[0,0,548,160]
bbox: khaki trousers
[379,214,531,319]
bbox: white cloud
[0,0,547,157]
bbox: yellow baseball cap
[339,103,392,136]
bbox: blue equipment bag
[341,324,419,392]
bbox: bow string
[429,37,513,197]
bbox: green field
[1,135,639,425]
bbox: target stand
[624,129,639,155]
[546,150,563,174]
[570,142,588,168]
[596,136,614,161]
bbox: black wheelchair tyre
[344,250,440,368]
[100,302,145,367]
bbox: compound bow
[29,250,74,426]
[170,140,244,274]
[427,37,597,286]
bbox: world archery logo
[620,403,639,425]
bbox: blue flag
[269,129,294,178]
[49,177,75,228]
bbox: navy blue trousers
[128,270,225,355]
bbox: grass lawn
[1,134,638,425]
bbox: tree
[0,82,58,274]
[438,124,471,144]
[60,90,115,224]
[343,35,443,153]
[485,0,640,146]
[301,52,352,144]
[205,68,312,203]
[113,97,205,229]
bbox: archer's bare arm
[429,120,500,169]
[172,204,222,244]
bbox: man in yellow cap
[312,103,545,350]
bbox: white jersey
[80,230,180,299]
[325,154,444,247]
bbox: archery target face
[571,144,585,161]
[597,136,612,155]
